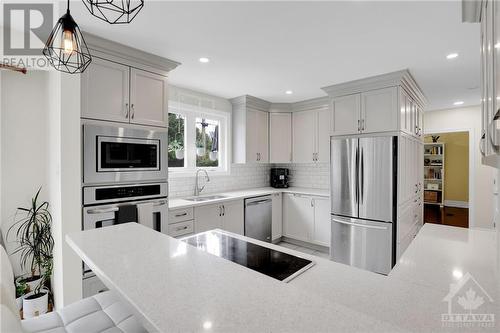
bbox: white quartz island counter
[66,223,499,332]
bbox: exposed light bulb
[62,30,75,55]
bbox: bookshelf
[423,143,444,207]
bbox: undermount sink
[183,195,228,202]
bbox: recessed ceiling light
[285,90,293,95]
[453,101,464,106]
[199,57,210,63]
[446,53,459,59]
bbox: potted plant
[209,150,218,161]
[8,188,54,318]
[168,140,184,160]
[15,278,28,310]
[196,141,206,157]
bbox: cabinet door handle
[310,199,314,207]
[361,119,365,131]
[219,206,222,217]
[357,119,361,132]
[222,205,225,216]
[131,104,135,119]
[125,103,129,118]
[175,212,187,217]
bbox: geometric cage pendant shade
[43,7,92,74]
[82,0,144,24]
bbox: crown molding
[229,95,271,112]
[82,32,181,75]
[322,69,427,107]
[291,96,329,112]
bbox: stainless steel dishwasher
[244,195,272,242]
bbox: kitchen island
[66,223,499,332]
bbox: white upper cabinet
[293,110,316,163]
[360,87,398,134]
[231,96,270,164]
[331,94,360,135]
[245,109,269,163]
[130,69,168,127]
[269,113,292,163]
[256,110,269,163]
[81,58,168,127]
[293,108,331,163]
[81,58,130,123]
[316,108,331,163]
[323,70,425,138]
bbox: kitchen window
[168,105,229,176]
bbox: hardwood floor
[424,205,469,228]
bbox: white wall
[424,106,496,229]
[1,71,50,276]
[0,70,82,309]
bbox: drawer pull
[176,226,189,231]
[175,212,188,217]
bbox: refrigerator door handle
[360,147,364,204]
[332,218,389,230]
[355,145,359,204]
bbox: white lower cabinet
[311,196,331,247]
[283,194,313,242]
[194,200,244,235]
[283,193,331,247]
[271,192,283,241]
[221,200,244,235]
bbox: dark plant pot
[18,275,42,293]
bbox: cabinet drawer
[169,208,194,224]
[168,220,194,238]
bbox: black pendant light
[82,0,144,24]
[43,0,92,74]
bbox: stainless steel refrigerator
[330,135,397,274]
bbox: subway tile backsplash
[274,163,330,190]
[168,163,329,198]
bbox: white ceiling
[71,1,480,111]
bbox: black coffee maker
[270,168,289,188]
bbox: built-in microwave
[83,123,167,185]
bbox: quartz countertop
[66,223,499,332]
[168,186,329,210]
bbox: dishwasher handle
[245,199,272,206]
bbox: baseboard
[444,200,469,208]
[281,236,330,253]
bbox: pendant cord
[67,0,70,13]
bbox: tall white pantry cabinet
[322,70,426,260]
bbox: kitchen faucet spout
[194,169,210,196]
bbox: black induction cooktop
[182,231,314,282]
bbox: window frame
[168,103,230,177]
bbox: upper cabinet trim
[321,69,427,108]
[83,32,181,75]
[230,95,271,112]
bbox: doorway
[423,132,470,228]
